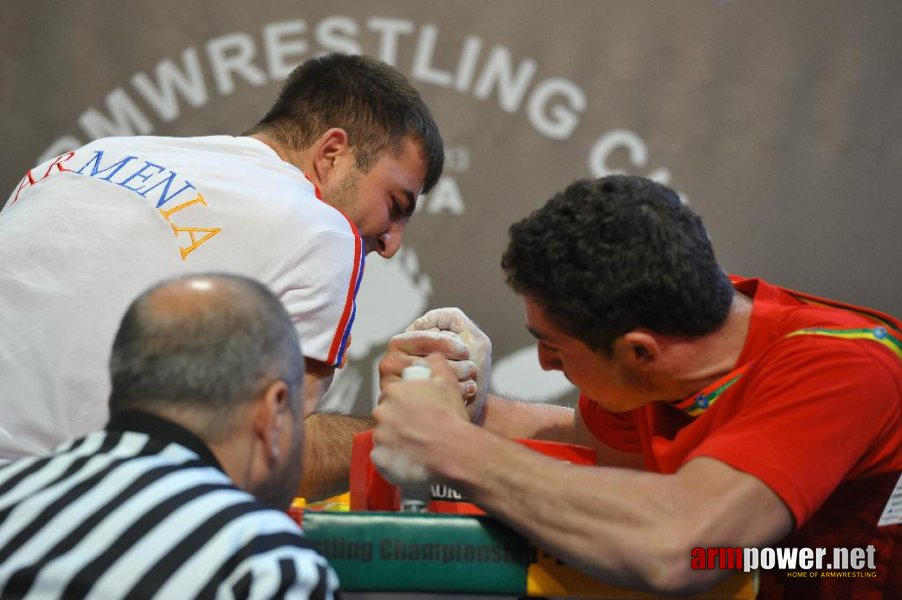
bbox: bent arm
[480,393,574,439]
[481,393,643,469]
[373,377,790,595]
[434,421,791,593]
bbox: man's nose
[373,222,404,258]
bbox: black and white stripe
[0,429,339,599]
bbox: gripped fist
[378,307,492,423]
[371,354,469,485]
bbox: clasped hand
[378,307,492,424]
[371,353,469,484]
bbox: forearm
[298,412,373,501]
[481,393,576,442]
[435,423,682,590]
[482,394,644,469]
[433,421,784,594]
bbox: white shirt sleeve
[275,227,364,368]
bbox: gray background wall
[3,1,900,413]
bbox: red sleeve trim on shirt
[304,173,366,368]
[326,227,363,368]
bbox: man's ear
[311,128,351,186]
[255,379,291,466]
[619,331,660,369]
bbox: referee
[0,273,340,599]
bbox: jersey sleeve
[275,226,364,369]
[578,393,643,454]
[687,335,902,528]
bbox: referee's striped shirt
[0,411,341,599]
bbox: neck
[208,433,256,490]
[248,132,314,181]
[657,292,754,399]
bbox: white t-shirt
[0,135,364,462]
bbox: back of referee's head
[108,273,304,443]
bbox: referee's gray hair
[108,273,303,439]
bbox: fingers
[408,307,475,335]
[424,353,457,385]
[407,309,490,364]
[380,308,489,407]
[380,374,473,403]
[372,360,474,486]
[446,359,477,384]
[400,354,476,396]
[441,359,477,399]
[378,367,469,418]
[389,330,470,360]
[379,330,473,391]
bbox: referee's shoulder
[215,502,342,599]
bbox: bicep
[675,457,794,547]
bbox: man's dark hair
[246,52,444,194]
[109,273,303,440]
[501,175,734,354]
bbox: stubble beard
[325,167,362,224]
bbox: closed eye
[398,189,418,218]
[391,197,406,219]
[538,340,560,354]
